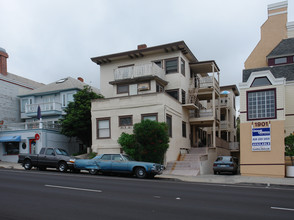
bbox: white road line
[45,184,102,193]
[271,206,294,212]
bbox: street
[0,169,293,220]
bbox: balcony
[220,121,231,130]
[113,63,166,83]
[24,102,63,118]
[197,76,220,100]
[0,121,61,131]
[189,108,219,127]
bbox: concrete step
[163,169,199,176]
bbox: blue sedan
[74,154,164,178]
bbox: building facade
[91,41,234,166]
[239,1,294,177]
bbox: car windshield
[55,148,69,156]
[123,155,135,161]
[216,156,232,162]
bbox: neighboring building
[219,85,239,150]
[239,1,294,177]
[0,47,100,162]
[90,41,232,172]
[0,48,44,125]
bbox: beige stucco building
[90,41,237,171]
[239,1,294,177]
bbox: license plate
[220,165,227,167]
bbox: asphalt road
[0,169,294,220]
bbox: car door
[97,154,112,171]
[43,148,57,167]
[111,154,128,172]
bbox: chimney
[268,1,287,18]
[137,44,147,50]
[0,47,8,76]
[77,77,84,82]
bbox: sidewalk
[1,161,294,186]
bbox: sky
[0,0,293,89]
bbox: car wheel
[135,167,146,178]
[58,162,67,172]
[89,169,98,175]
[23,160,32,170]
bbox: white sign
[252,125,271,151]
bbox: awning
[0,136,21,142]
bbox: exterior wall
[240,120,285,177]
[91,92,190,163]
[99,51,189,98]
[0,78,33,124]
[285,82,294,136]
[0,129,79,162]
[244,2,288,69]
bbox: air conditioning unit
[138,83,149,91]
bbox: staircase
[163,147,208,176]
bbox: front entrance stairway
[163,147,208,176]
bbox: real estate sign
[252,121,271,151]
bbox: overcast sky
[1,0,293,89]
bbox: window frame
[96,117,111,139]
[274,57,287,65]
[181,89,186,104]
[182,121,186,138]
[117,84,129,94]
[166,89,179,101]
[181,58,185,76]
[119,115,133,127]
[141,113,158,122]
[166,114,172,138]
[165,57,179,74]
[246,88,277,121]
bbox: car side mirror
[52,152,55,156]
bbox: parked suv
[213,156,238,175]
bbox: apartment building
[90,41,232,167]
[239,1,294,177]
[0,47,99,162]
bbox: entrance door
[29,139,37,154]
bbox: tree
[60,86,103,150]
[118,120,169,164]
[285,134,294,166]
[236,116,240,143]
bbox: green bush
[118,120,169,164]
[285,134,294,166]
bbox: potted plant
[285,134,294,177]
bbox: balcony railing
[25,102,62,114]
[220,121,231,130]
[229,142,240,151]
[198,76,219,89]
[114,63,166,81]
[0,121,61,131]
[189,108,213,118]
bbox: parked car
[18,147,76,172]
[74,153,164,178]
[213,156,238,175]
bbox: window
[21,98,33,112]
[112,154,122,161]
[274,57,287,65]
[181,58,185,76]
[156,83,164,92]
[251,77,271,87]
[62,92,74,107]
[153,60,162,68]
[117,84,129,94]
[166,89,179,101]
[101,154,111,160]
[166,114,172,137]
[247,89,276,120]
[119,115,133,126]
[4,142,19,155]
[97,118,111,139]
[181,89,186,104]
[138,82,150,91]
[165,58,178,74]
[45,148,54,156]
[142,113,158,121]
[182,121,186,137]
